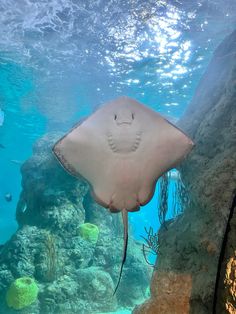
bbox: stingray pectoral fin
[113,209,128,295]
[138,182,156,206]
[90,189,109,208]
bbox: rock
[215,196,236,313]
[75,267,116,312]
[134,271,192,314]
[16,133,88,235]
[134,30,236,314]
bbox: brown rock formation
[134,30,236,314]
[216,196,236,313]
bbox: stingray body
[53,96,194,293]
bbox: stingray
[52,96,193,293]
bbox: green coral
[78,223,99,244]
[6,277,39,310]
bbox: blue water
[0,0,235,268]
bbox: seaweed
[157,170,190,226]
[141,171,190,266]
[140,227,159,267]
[157,173,169,226]
[44,232,58,282]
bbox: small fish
[10,159,23,165]
[5,193,12,202]
[0,144,5,149]
[22,204,27,213]
[0,109,4,126]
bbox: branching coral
[141,227,159,267]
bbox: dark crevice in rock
[213,192,236,314]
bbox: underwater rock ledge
[134,30,236,314]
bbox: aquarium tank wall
[0,1,235,314]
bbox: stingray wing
[53,124,108,184]
[136,114,193,205]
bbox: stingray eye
[132,113,135,120]
[114,114,117,120]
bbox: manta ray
[53,96,193,293]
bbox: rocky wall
[134,30,236,314]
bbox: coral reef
[141,227,159,267]
[134,30,236,314]
[0,132,150,314]
[6,277,39,310]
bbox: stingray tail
[113,208,128,295]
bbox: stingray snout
[114,108,135,126]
